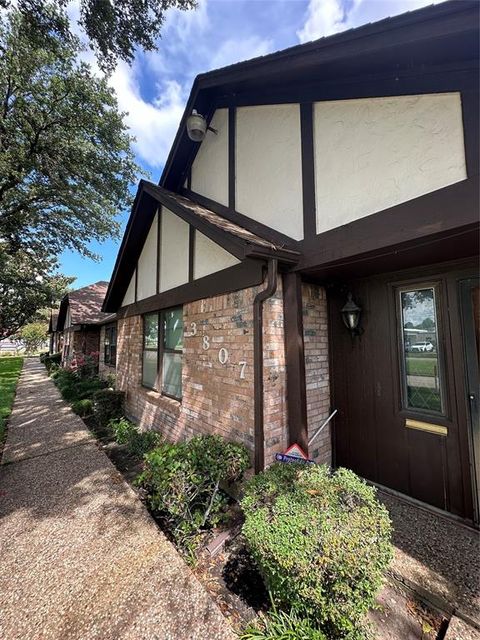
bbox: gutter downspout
[253,258,278,473]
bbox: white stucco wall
[313,93,467,234]
[122,270,136,306]
[137,214,158,301]
[191,109,229,206]
[236,104,304,240]
[159,207,190,292]
[193,231,239,280]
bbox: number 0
[218,348,229,365]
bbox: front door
[459,278,480,524]
[330,261,477,522]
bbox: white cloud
[110,64,185,168]
[298,0,448,44]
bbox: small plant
[137,435,250,550]
[92,389,125,428]
[241,603,327,640]
[71,399,94,417]
[241,463,392,639]
[44,352,61,372]
[110,417,161,457]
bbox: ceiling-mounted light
[186,109,218,142]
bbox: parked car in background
[410,342,435,353]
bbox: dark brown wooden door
[329,260,476,521]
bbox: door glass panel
[400,287,443,413]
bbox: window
[104,323,117,367]
[142,307,183,399]
[399,286,444,414]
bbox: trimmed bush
[44,352,61,372]
[241,463,392,639]
[137,435,250,548]
[72,399,94,417]
[92,389,125,428]
[39,352,49,363]
[110,417,162,457]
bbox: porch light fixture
[341,293,363,337]
[186,110,218,142]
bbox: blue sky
[59,0,446,288]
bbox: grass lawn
[0,357,23,444]
[406,355,438,377]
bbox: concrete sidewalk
[0,360,235,640]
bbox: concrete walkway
[0,360,235,640]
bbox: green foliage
[15,321,48,354]
[138,435,250,549]
[241,603,327,640]
[4,0,197,72]
[44,352,62,372]
[39,351,49,362]
[110,416,162,457]
[0,356,23,442]
[241,464,393,639]
[53,367,105,404]
[0,8,139,263]
[92,389,125,428]
[0,251,73,338]
[71,398,93,417]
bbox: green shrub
[241,604,327,640]
[44,352,61,372]
[39,352,49,363]
[137,435,250,549]
[241,464,392,639]
[110,417,162,457]
[71,399,94,417]
[92,389,125,428]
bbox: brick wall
[116,278,288,467]
[302,283,331,465]
[115,278,330,468]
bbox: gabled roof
[160,0,479,192]
[103,180,300,312]
[57,281,111,331]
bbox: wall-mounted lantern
[341,293,363,337]
[186,110,218,142]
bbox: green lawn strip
[406,356,439,377]
[0,357,24,445]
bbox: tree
[0,249,74,338]
[0,8,140,260]
[16,321,49,354]
[0,0,197,72]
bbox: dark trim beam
[297,176,479,273]
[283,273,309,453]
[228,106,236,211]
[188,225,195,282]
[300,103,316,239]
[117,260,265,319]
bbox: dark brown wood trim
[117,259,265,319]
[283,272,308,453]
[461,87,480,178]
[156,207,162,294]
[188,225,195,282]
[180,188,298,250]
[186,168,191,191]
[214,66,478,109]
[228,106,236,211]
[300,103,316,239]
[134,265,138,303]
[298,177,479,273]
[142,182,247,261]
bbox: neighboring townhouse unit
[48,310,61,354]
[57,282,115,366]
[103,2,479,525]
